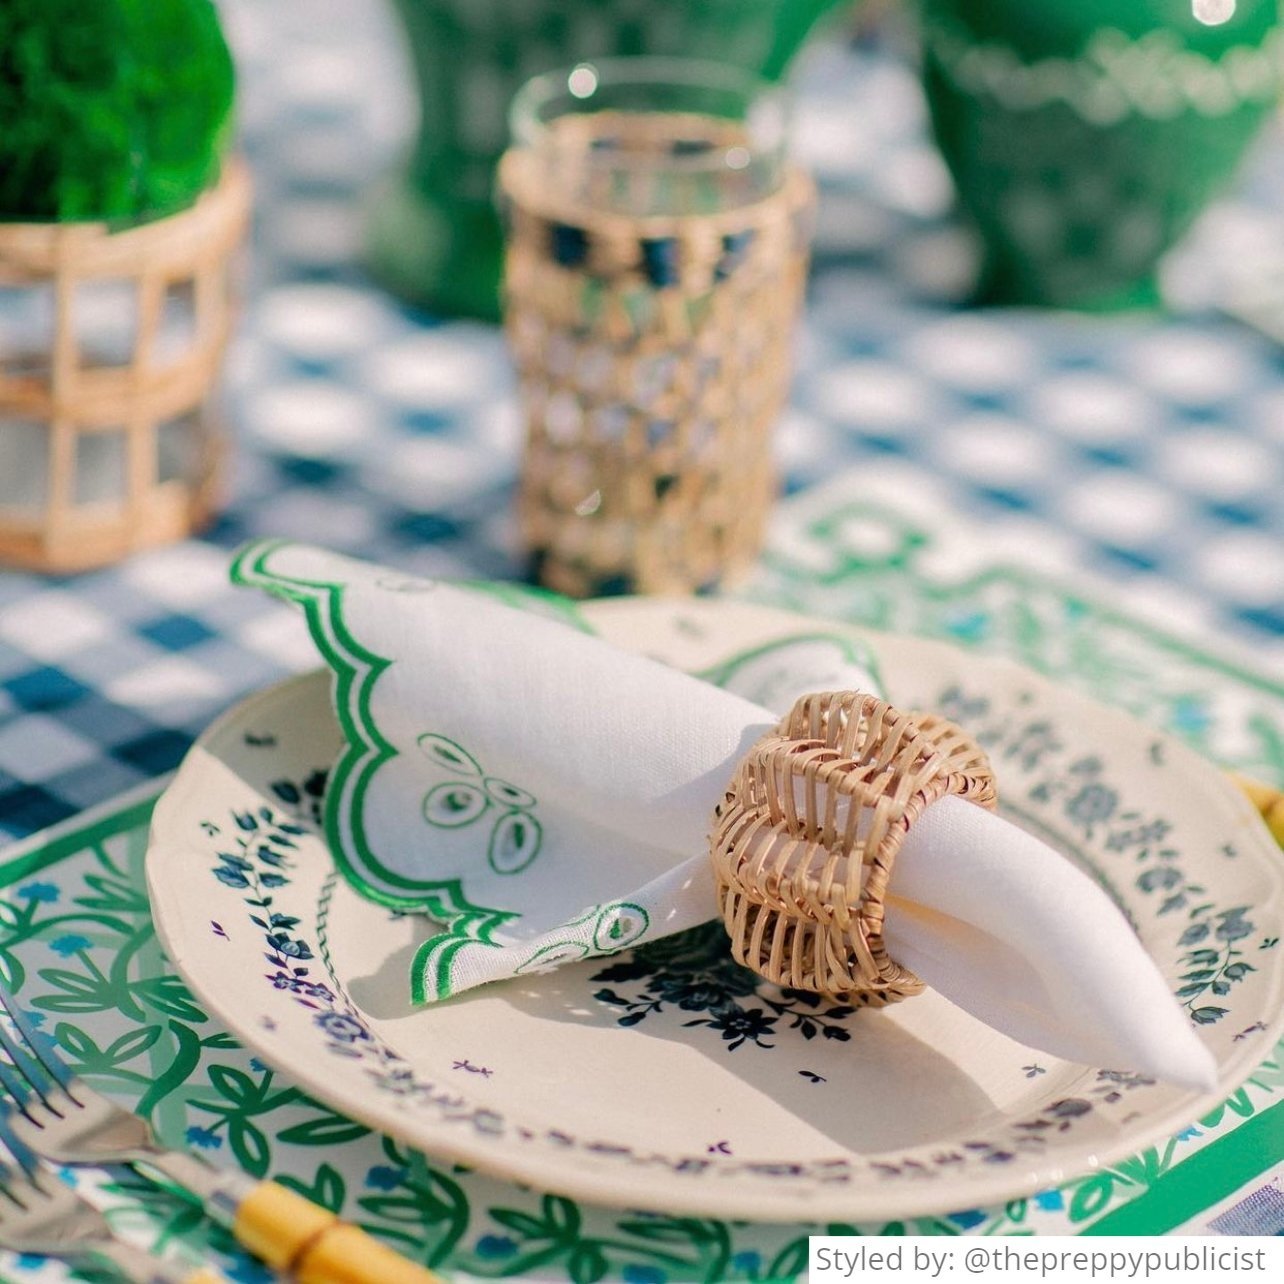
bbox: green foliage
[0,0,234,223]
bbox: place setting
[145,541,1284,1228]
[3,1,1284,1280]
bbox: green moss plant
[0,0,235,224]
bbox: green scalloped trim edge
[230,539,587,1002]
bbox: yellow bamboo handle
[1234,774,1284,848]
[295,1222,444,1284]
[182,1272,228,1284]
[232,1181,442,1282]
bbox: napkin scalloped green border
[230,538,599,1001]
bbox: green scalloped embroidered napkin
[231,539,1215,1089]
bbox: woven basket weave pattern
[0,160,250,573]
[500,146,813,597]
[711,691,997,1004]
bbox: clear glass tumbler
[499,57,813,597]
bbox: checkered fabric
[1,1,1282,843]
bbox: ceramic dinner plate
[147,598,1284,1221]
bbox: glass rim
[508,56,791,173]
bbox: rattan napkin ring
[710,691,997,1006]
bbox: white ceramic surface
[147,598,1284,1220]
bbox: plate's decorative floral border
[930,684,1273,1026]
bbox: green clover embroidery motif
[417,734,543,875]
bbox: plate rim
[147,600,1284,1221]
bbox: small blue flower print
[1215,908,1254,943]
[185,1125,223,1150]
[267,972,332,999]
[1034,1189,1064,1212]
[249,1058,267,1073]
[1066,782,1118,828]
[623,1266,667,1284]
[49,934,91,957]
[731,1250,762,1272]
[364,1165,406,1191]
[315,1012,368,1043]
[1176,1126,1202,1142]
[475,1235,518,1260]
[17,882,59,903]
[1170,697,1210,734]
[947,1209,986,1229]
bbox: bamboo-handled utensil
[0,1099,224,1283]
[0,987,442,1284]
[1235,775,1284,849]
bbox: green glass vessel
[366,0,842,319]
[918,0,1281,309]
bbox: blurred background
[208,0,1284,616]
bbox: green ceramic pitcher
[366,0,842,320]
[918,0,1282,309]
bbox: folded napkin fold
[234,540,1216,1091]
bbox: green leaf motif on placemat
[748,500,1284,790]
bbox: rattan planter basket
[0,159,250,573]
[711,690,997,1004]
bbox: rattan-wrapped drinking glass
[500,59,814,597]
[711,690,998,1005]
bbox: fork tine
[0,1097,42,1180]
[0,980,74,1093]
[0,1018,59,1112]
[0,1054,35,1109]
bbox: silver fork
[0,983,441,1283]
[0,1101,217,1283]
[0,1000,253,1223]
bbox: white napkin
[235,540,1216,1090]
